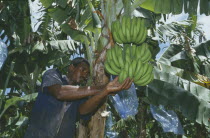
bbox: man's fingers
[121,78,131,89]
[124,79,133,90]
[113,76,119,83]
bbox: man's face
[69,62,90,85]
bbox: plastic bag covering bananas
[104,43,154,86]
[111,16,147,45]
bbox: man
[24,57,132,138]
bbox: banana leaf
[139,0,210,16]
[56,0,68,8]
[159,40,210,77]
[0,93,38,119]
[146,79,210,127]
[48,7,69,24]
[61,23,90,46]
[39,0,54,8]
[154,67,210,102]
[32,40,77,54]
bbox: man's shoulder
[43,68,60,76]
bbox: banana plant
[140,0,210,15]
[145,39,210,127]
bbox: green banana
[106,49,112,61]
[141,48,151,63]
[118,70,124,83]
[134,18,142,44]
[141,62,150,75]
[143,63,153,76]
[111,46,120,68]
[133,59,143,76]
[128,66,133,78]
[125,46,131,63]
[118,49,124,68]
[138,43,147,59]
[139,73,154,86]
[135,64,152,83]
[121,70,128,83]
[133,62,148,82]
[111,21,115,32]
[137,27,147,44]
[142,49,152,63]
[116,20,125,43]
[109,59,121,73]
[112,30,123,44]
[124,61,130,73]
[135,18,145,44]
[135,73,153,86]
[130,59,137,78]
[132,17,139,43]
[136,46,142,59]
[111,21,123,44]
[104,61,118,75]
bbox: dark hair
[71,57,90,67]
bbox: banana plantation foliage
[0,0,210,137]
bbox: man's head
[67,57,90,85]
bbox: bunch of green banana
[104,43,154,86]
[118,56,154,86]
[104,44,124,76]
[111,16,148,45]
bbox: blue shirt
[24,69,90,138]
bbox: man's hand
[104,77,133,95]
[79,77,132,115]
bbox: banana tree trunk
[77,0,121,137]
[76,48,111,138]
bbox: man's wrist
[102,86,109,96]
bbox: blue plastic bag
[150,104,185,135]
[0,40,8,70]
[109,76,139,119]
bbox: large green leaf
[49,40,77,52]
[56,0,68,8]
[146,79,210,126]
[158,40,210,77]
[131,0,146,12]
[193,40,210,61]
[0,93,38,119]
[40,0,54,8]
[154,67,210,102]
[200,0,210,15]
[87,0,101,28]
[33,40,77,54]
[157,61,198,81]
[158,44,183,65]
[48,7,69,24]
[140,0,210,15]
[61,23,90,46]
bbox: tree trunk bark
[77,0,116,137]
[77,47,111,138]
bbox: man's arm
[79,77,132,115]
[47,84,106,101]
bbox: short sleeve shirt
[24,69,90,138]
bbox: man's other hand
[105,77,133,95]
